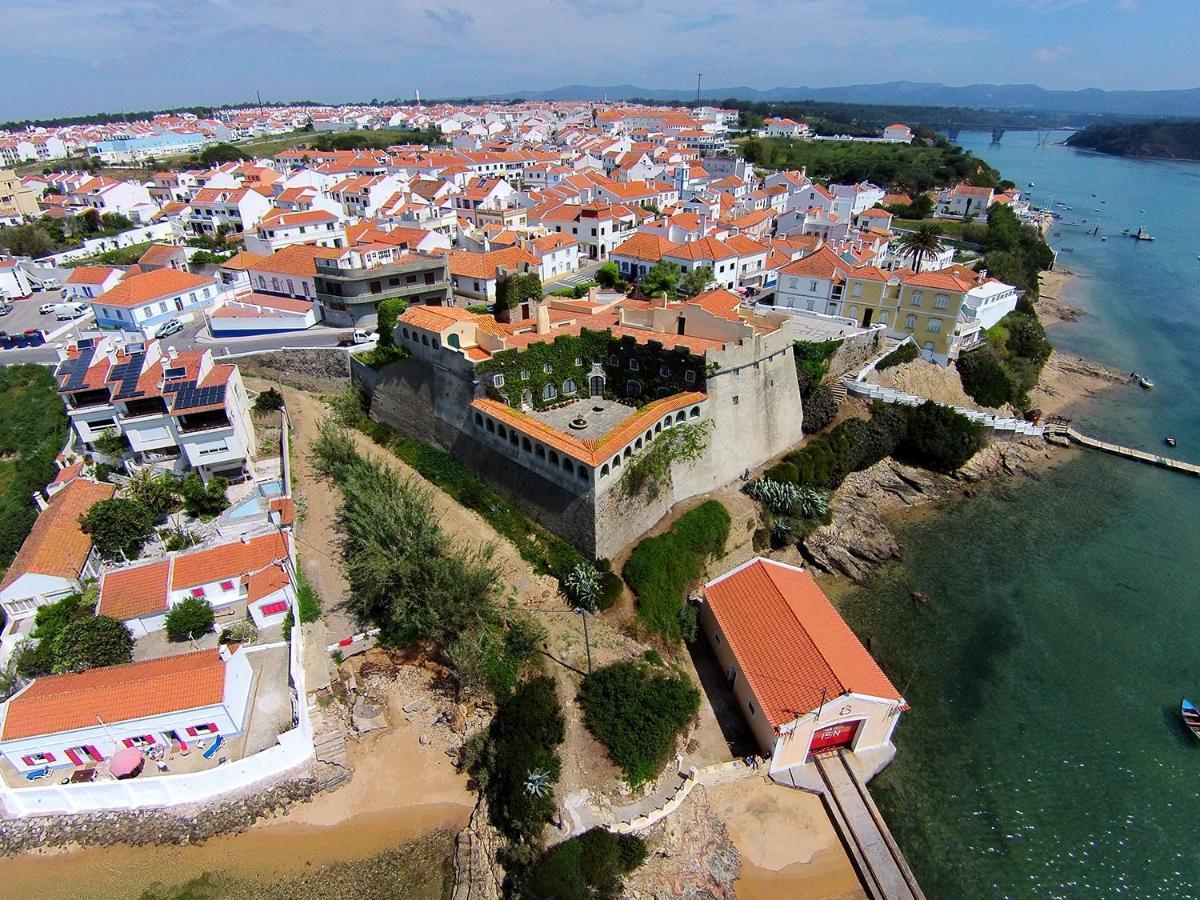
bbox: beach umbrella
[108,747,145,779]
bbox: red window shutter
[43,752,55,763]
[191,587,206,598]
[260,600,288,616]
[186,726,198,737]
[144,734,155,744]
[85,745,104,761]
[21,756,34,766]
[207,723,218,732]
[65,748,83,766]
[123,738,134,748]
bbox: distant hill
[1065,121,1200,160]
[490,81,1200,118]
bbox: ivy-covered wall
[476,328,707,409]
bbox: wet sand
[0,706,474,899]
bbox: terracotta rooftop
[0,479,115,593]
[704,559,901,729]
[95,268,212,309]
[0,649,227,741]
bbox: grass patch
[64,241,154,267]
[623,500,730,641]
[877,342,919,370]
[578,660,700,787]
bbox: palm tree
[896,222,946,272]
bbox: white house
[882,124,914,143]
[961,276,1020,330]
[0,647,254,773]
[0,476,115,667]
[98,532,295,637]
[700,558,906,779]
[447,247,541,302]
[71,177,156,222]
[243,208,346,255]
[938,184,995,219]
[0,258,33,298]
[662,236,741,291]
[527,234,579,282]
[187,187,273,237]
[90,268,218,335]
[64,266,125,300]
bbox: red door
[808,719,862,756]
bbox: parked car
[0,302,12,316]
[30,276,60,291]
[154,318,183,338]
[338,329,375,346]
[0,332,10,349]
[53,302,90,321]
[38,302,57,315]
[22,329,45,346]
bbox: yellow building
[0,170,39,220]
[843,266,977,364]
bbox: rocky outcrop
[452,798,506,900]
[0,773,322,855]
[236,349,350,392]
[622,785,740,900]
[802,440,1055,583]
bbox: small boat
[1182,699,1200,741]
[1165,437,1177,448]
[1140,377,1154,389]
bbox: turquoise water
[225,479,285,520]
[840,131,1200,898]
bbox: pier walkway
[812,751,925,900]
[1046,423,1200,477]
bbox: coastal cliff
[1065,121,1200,161]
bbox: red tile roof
[1,649,227,740]
[95,268,211,309]
[0,479,115,592]
[704,558,901,728]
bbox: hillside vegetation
[1065,121,1200,160]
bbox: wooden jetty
[1045,422,1200,477]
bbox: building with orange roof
[136,243,189,274]
[186,185,272,238]
[390,288,802,558]
[0,477,115,665]
[64,265,124,300]
[700,557,905,776]
[54,335,257,483]
[0,646,256,774]
[313,243,452,327]
[90,267,218,336]
[447,247,540,302]
[98,532,294,637]
[243,207,346,256]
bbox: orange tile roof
[687,288,743,322]
[704,559,901,728]
[66,266,120,286]
[97,559,171,619]
[0,479,115,592]
[663,236,738,262]
[96,268,212,309]
[1,649,227,740]
[447,247,538,280]
[611,232,677,262]
[137,244,185,267]
[170,532,288,590]
[471,392,706,466]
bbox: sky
[0,0,1196,120]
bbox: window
[809,280,817,291]
[748,700,756,716]
[684,370,696,383]
[609,354,619,366]
[927,318,942,333]
[574,357,583,366]
[563,378,577,394]
[626,379,642,398]
[520,369,530,381]
[191,587,206,599]
[543,363,553,374]
[731,395,739,405]
[934,294,949,309]
[879,311,889,325]
[905,314,917,329]
[910,290,922,306]
[659,365,671,377]
[853,283,862,297]
[219,580,235,591]
[628,358,639,371]
[543,384,557,400]
[260,600,288,616]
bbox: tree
[79,208,101,234]
[679,265,713,298]
[253,387,285,413]
[165,598,215,642]
[100,212,133,232]
[564,562,602,612]
[595,261,620,289]
[199,143,248,165]
[639,260,679,298]
[91,428,127,458]
[52,616,134,673]
[79,497,155,559]
[0,223,55,258]
[897,401,985,473]
[122,469,180,518]
[179,473,229,518]
[957,349,1015,408]
[375,298,409,347]
[896,222,946,271]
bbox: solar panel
[55,346,97,392]
[109,351,147,401]
[164,366,186,379]
[76,338,95,350]
[174,384,226,410]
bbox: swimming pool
[225,479,285,520]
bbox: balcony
[177,410,233,434]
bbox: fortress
[361,288,804,559]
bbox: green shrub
[16,593,96,677]
[957,349,1014,408]
[375,298,408,347]
[79,497,155,559]
[179,474,229,518]
[877,342,919,370]
[623,501,730,640]
[474,676,565,846]
[596,572,623,611]
[793,339,841,394]
[91,428,128,457]
[52,616,133,673]
[596,261,620,288]
[253,388,285,413]
[578,661,700,786]
[896,401,985,473]
[466,303,491,314]
[764,462,798,484]
[165,598,215,642]
[524,828,647,899]
[801,383,839,434]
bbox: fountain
[569,413,589,431]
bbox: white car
[38,302,57,315]
[154,318,183,338]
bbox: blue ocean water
[838,131,1200,899]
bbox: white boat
[1140,377,1154,389]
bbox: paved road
[545,260,604,294]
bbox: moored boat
[1165,437,1177,448]
[1182,700,1200,741]
[1140,377,1154,389]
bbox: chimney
[655,291,670,309]
[535,300,551,335]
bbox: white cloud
[1032,45,1073,64]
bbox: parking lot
[0,290,92,349]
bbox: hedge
[877,342,919,370]
[578,661,700,786]
[623,500,730,640]
[524,828,647,899]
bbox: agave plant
[746,478,802,515]
[796,487,830,520]
[564,561,601,612]
[524,768,553,798]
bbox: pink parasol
[108,747,145,779]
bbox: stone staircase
[312,729,350,790]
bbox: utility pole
[695,73,703,109]
[574,606,592,674]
